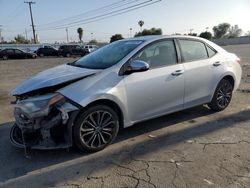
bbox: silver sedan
[10,36,242,152]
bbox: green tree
[199,31,212,40]
[134,27,162,37]
[213,23,230,38]
[188,33,197,36]
[77,27,83,42]
[89,39,98,44]
[172,33,181,35]
[227,25,242,38]
[110,34,124,43]
[14,34,30,44]
[245,31,250,36]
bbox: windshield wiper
[67,61,83,67]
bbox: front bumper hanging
[10,101,79,150]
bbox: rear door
[46,47,56,56]
[123,39,185,122]
[72,45,82,55]
[42,48,49,56]
[14,49,26,59]
[6,49,15,59]
[178,39,219,108]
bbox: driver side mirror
[125,60,149,74]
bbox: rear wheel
[3,55,8,60]
[74,105,119,152]
[208,79,233,111]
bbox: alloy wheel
[216,80,232,108]
[79,110,116,149]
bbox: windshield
[72,40,144,69]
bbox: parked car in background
[58,45,88,57]
[36,46,58,57]
[83,45,98,53]
[10,36,242,153]
[0,48,37,60]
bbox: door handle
[171,70,184,76]
[213,61,221,67]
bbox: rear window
[59,46,66,49]
[179,40,208,62]
[5,49,13,53]
[207,45,217,57]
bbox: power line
[24,1,36,43]
[38,0,138,28]
[0,25,3,43]
[2,2,25,26]
[38,0,152,30]
[36,0,161,31]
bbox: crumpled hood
[11,64,101,96]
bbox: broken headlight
[15,93,65,117]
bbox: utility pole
[24,1,36,43]
[189,29,193,34]
[0,25,2,43]
[66,28,69,43]
[25,28,28,40]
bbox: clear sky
[0,0,250,43]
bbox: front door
[123,39,185,123]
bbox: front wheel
[208,79,233,111]
[73,105,119,152]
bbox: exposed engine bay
[10,92,80,153]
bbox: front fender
[58,69,132,127]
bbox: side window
[179,40,208,62]
[207,45,216,57]
[6,49,14,54]
[15,49,22,54]
[133,40,177,69]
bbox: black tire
[10,124,25,148]
[73,105,119,152]
[208,79,233,111]
[3,55,8,60]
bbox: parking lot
[0,44,250,188]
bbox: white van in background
[83,45,98,53]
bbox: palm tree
[77,27,83,42]
[138,20,144,32]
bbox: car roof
[2,48,25,51]
[122,35,226,54]
[3,48,16,50]
[123,35,207,41]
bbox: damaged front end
[10,93,80,150]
